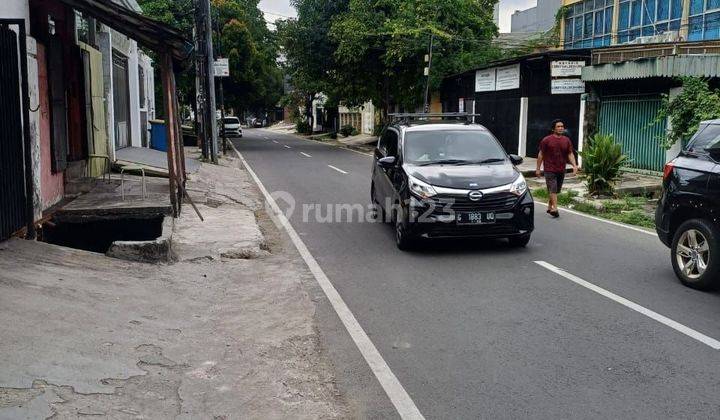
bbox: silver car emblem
[468,190,483,201]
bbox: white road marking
[230,143,425,420]
[328,165,348,174]
[264,136,269,139]
[300,152,312,158]
[535,201,656,236]
[535,261,720,350]
[284,145,292,149]
[272,140,279,144]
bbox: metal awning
[55,0,191,61]
[582,55,720,81]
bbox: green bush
[296,120,311,134]
[350,128,360,136]
[340,125,355,137]
[329,131,338,139]
[580,133,628,196]
[373,123,385,137]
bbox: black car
[656,119,720,290]
[371,115,534,250]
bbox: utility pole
[194,0,218,163]
[423,33,434,114]
[213,10,227,156]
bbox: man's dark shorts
[545,171,565,194]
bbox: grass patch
[533,188,655,229]
[532,188,578,206]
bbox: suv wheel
[508,234,531,248]
[671,219,720,290]
[394,209,415,251]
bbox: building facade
[561,0,720,48]
[511,0,563,33]
[0,0,161,240]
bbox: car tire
[508,234,531,248]
[395,210,415,251]
[671,218,720,290]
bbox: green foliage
[139,0,283,116]
[373,123,385,137]
[655,77,720,148]
[532,189,577,206]
[580,133,629,196]
[351,128,360,136]
[296,120,312,134]
[340,125,355,137]
[329,0,500,118]
[213,0,283,115]
[504,5,569,57]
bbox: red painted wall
[37,43,64,209]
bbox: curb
[106,216,176,263]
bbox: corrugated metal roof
[582,55,720,81]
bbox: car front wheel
[508,234,531,248]
[671,219,720,290]
[394,209,415,251]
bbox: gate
[527,95,582,158]
[598,96,666,172]
[0,21,29,240]
[474,96,520,155]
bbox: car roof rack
[388,112,481,125]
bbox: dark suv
[656,119,720,290]
[371,114,534,250]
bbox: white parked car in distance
[219,117,243,138]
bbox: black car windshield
[687,124,720,152]
[403,130,506,165]
[223,117,239,124]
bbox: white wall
[0,0,30,27]
[110,30,143,148]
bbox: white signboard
[495,64,520,91]
[551,78,586,94]
[214,58,230,77]
[551,60,585,77]
[475,68,496,92]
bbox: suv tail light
[663,162,675,181]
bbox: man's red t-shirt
[539,135,573,173]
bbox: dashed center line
[272,140,279,144]
[284,145,292,149]
[328,165,348,174]
[535,261,720,350]
[300,152,312,158]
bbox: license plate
[456,212,495,225]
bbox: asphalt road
[233,128,720,419]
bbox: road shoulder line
[535,261,720,350]
[229,142,425,419]
[535,201,657,236]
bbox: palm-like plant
[580,134,629,196]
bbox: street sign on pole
[214,58,229,77]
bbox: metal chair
[120,165,147,201]
[87,154,111,182]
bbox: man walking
[536,119,578,218]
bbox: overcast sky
[257,0,537,33]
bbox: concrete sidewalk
[0,152,349,419]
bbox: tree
[656,77,720,148]
[330,0,501,119]
[277,0,350,131]
[213,0,283,117]
[137,0,196,118]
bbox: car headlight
[408,174,437,199]
[509,174,527,196]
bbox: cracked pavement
[0,153,349,419]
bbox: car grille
[429,191,518,212]
[425,223,519,238]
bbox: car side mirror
[509,154,523,165]
[377,156,397,168]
